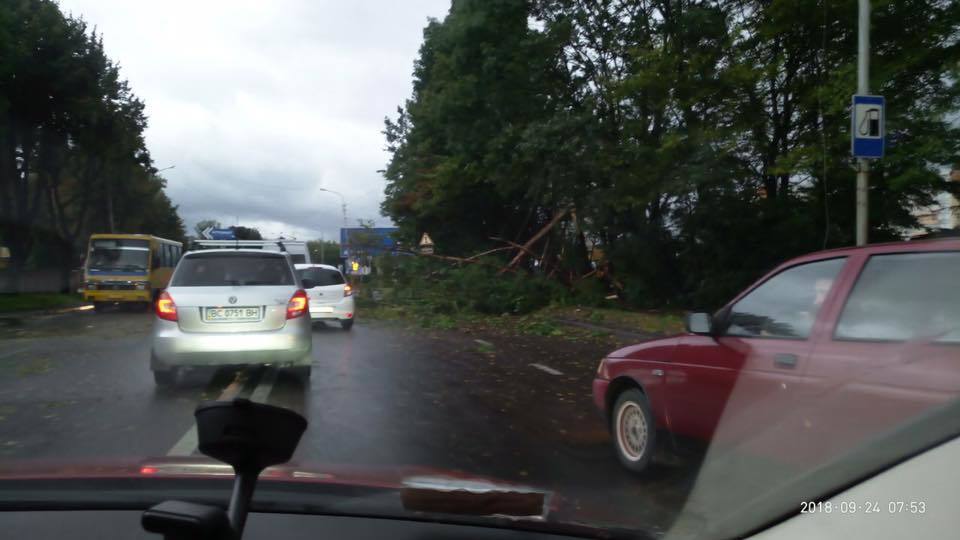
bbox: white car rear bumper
[308,295,356,321]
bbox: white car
[294,264,355,330]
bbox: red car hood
[0,455,540,492]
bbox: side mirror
[301,278,316,290]
[685,312,713,335]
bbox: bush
[370,256,564,315]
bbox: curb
[549,317,657,341]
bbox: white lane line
[529,363,563,376]
[166,372,246,456]
[249,369,277,403]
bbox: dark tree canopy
[0,0,185,291]
[382,0,960,307]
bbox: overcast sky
[57,0,449,240]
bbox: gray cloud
[58,0,449,240]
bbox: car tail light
[287,289,308,319]
[343,284,353,297]
[156,291,178,321]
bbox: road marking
[249,368,277,403]
[530,363,563,376]
[166,372,247,456]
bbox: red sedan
[594,239,960,472]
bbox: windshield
[87,239,150,273]
[171,254,295,287]
[297,268,344,286]
[1,0,958,538]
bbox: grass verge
[0,293,85,314]
[360,300,685,343]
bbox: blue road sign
[209,228,236,240]
[851,95,885,159]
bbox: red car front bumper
[591,378,610,418]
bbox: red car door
[801,249,960,464]
[664,257,849,448]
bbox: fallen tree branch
[488,237,539,258]
[399,250,520,274]
[465,245,516,261]
[499,208,571,274]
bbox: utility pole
[856,0,870,246]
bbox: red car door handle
[774,353,798,368]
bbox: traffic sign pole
[856,0,870,246]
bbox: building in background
[907,169,960,239]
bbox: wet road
[0,308,699,534]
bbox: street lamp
[317,188,347,227]
[156,165,176,173]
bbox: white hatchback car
[150,250,313,385]
[294,264,355,330]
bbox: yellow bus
[82,234,182,311]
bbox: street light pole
[856,0,870,246]
[317,188,347,227]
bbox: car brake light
[287,289,308,319]
[343,284,353,297]
[156,291,178,321]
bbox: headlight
[135,281,149,290]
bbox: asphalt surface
[0,307,700,535]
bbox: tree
[231,226,262,240]
[307,239,341,266]
[382,0,570,256]
[0,0,185,291]
[381,0,960,308]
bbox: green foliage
[374,255,563,316]
[231,226,262,240]
[0,0,185,290]
[382,0,960,309]
[306,239,341,266]
[0,293,82,313]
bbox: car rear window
[835,252,960,342]
[171,253,295,286]
[297,267,345,286]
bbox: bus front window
[88,239,150,273]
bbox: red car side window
[723,257,846,340]
[835,252,960,343]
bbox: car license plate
[204,306,262,322]
[314,306,334,313]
